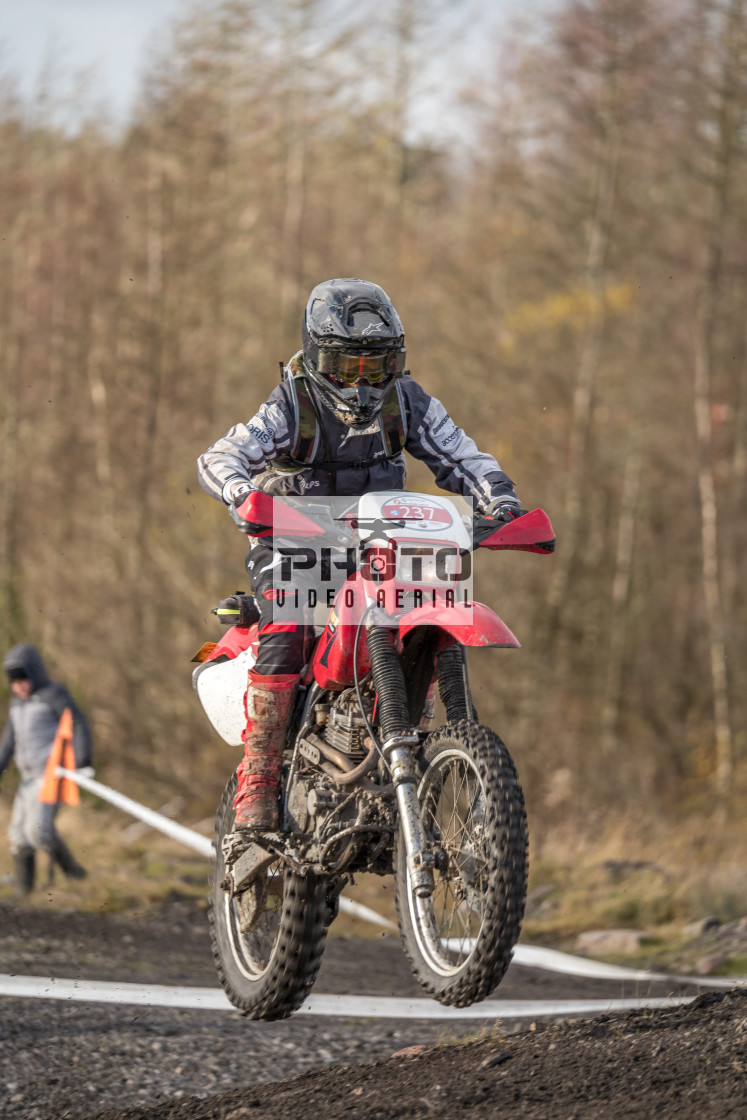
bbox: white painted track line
[299,995,694,1019]
[0,975,231,1011]
[0,975,694,1019]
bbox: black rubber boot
[51,836,87,880]
[13,847,36,898]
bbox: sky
[0,0,540,128]
[0,0,190,118]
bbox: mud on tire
[208,773,328,1020]
[394,720,528,1007]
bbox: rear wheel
[394,720,528,1006]
[208,773,328,1019]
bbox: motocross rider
[197,278,524,831]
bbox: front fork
[383,736,436,897]
[366,617,437,898]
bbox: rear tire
[394,720,528,1006]
[208,772,328,1019]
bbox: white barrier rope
[56,767,746,991]
[56,768,213,858]
[512,943,744,990]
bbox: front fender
[398,601,520,648]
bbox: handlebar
[473,508,556,553]
[234,491,555,555]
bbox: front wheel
[208,773,328,1020]
[394,720,528,1006]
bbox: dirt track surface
[0,902,744,1120]
[92,990,747,1120]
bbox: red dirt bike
[193,489,554,1020]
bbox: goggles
[317,348,406,386]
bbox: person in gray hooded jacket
[0,644,93,896]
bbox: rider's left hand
[229,485,254,531]
[485,499,527,522]
[229,503,252,530]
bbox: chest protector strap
[276,365,406,473]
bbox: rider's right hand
[228,483,254,530]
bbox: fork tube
[365,619,435,897]
[388,745,435,898]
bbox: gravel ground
[1,997,478,1118]
[0,901,733,1120]
[88,989,747,1120]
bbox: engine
[316,687,372,761]
[285,684,395,876]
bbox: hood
[3,644,51,691]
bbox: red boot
[234,671,298,830]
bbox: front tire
[208,773,328,1020]
[394,720,528,1006]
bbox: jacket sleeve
[197,385,294,503]
[69,701,93,769]
[401,382,519,513]
[0,715,15,777]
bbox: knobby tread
[393,719,528,1007]
[208,773,328,1020]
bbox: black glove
[485,499,527,523]
[228,484,254,530]
[212,593,260,627]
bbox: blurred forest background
[1,0,746,851]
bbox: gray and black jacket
[198,354,518,511]
[0,645,93,783]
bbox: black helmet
[302,278,407,426]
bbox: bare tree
[688,0,747,791]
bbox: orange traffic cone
[39,709,80,806]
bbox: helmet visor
[317,348,406,386]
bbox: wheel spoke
[396,727,527,1003]
[447,762,468,841]
[210,774,330,1019]
[411,748,493,972]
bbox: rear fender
[398,602,520,648]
